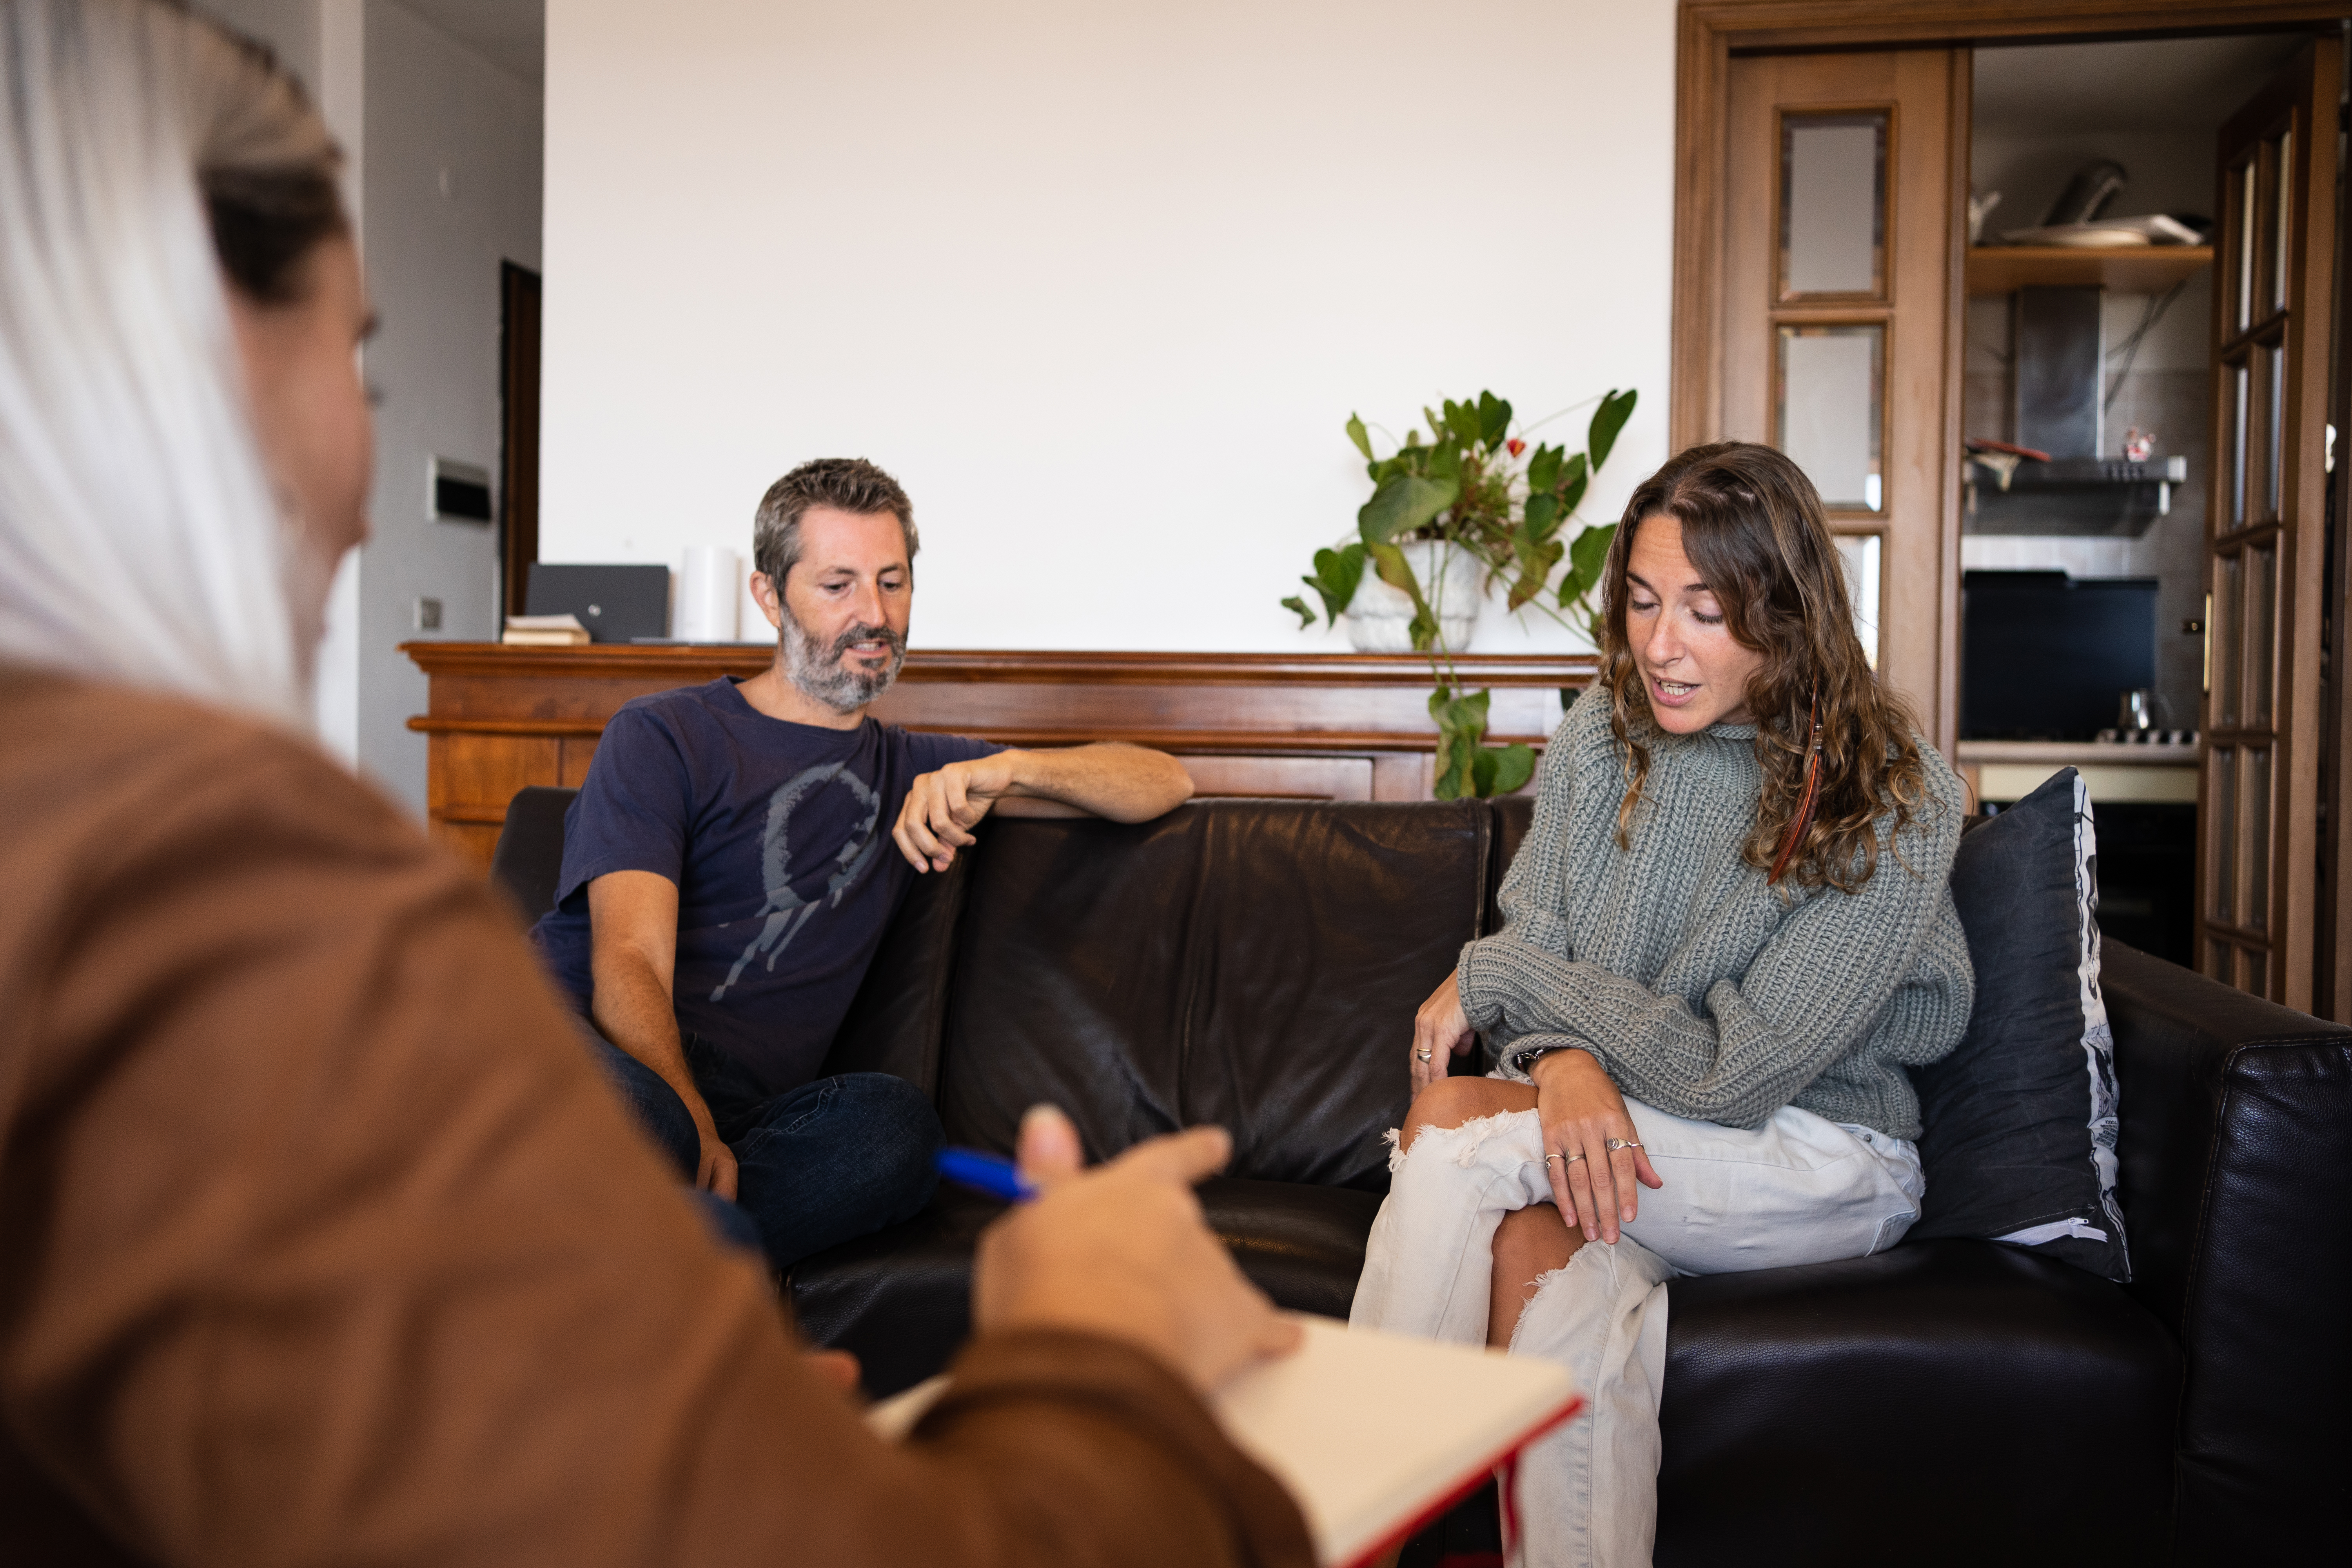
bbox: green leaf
[1427,685,1495,800]
[1588,388,1637,470]
[1559,466,1588,519]
[1359,473,1460,543]
[1468,748,1498,799]
[1506,533,1564,612]
[1486,743,1536,797]
[1345,414,1374,461]
[1559,522,1617,611]
[1523,492,1561,540]
[1445,399,1483,448]
[1428,440,1463,483]
[1526,443,1563,495]
[1367,541,1419,596]
[1306,542,1367,621]
[1281,594,1315,629]
[1477,391,1512,447]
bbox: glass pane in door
[2272,129,2293,315]
[2225,360,2250,527]
[2247,746,2272,931]
[2264,343,2286,520]
[2236,156,2257,332]
[2212,744,2237,925]
[1776,324,1883,510]
[2212,552,2241,728]
[2249,543,2276,725]
[1780,112,1886,299]
[1833,532,1880,668]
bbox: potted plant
[1282,388,1636,799]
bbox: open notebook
[866,1314,1583,1568]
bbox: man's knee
[834,1072,942,1210]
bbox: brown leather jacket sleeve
[0,681,1312,1568]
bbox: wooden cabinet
[405,644,1597,869]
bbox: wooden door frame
[1671,0,2351,755]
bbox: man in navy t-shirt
[534,458,1193,1269]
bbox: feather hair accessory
[1768,683,1823,887]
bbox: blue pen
[936,1146,1039,1203]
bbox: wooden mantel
[406,643,1599,868]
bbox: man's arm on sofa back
[2100,938,2352,1556]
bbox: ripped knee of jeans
[1387,1107,1534,1173]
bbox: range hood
[1964,285,2182,537]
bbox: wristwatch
[1511,1042,1584,1077]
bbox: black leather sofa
[492,786,2352,1564]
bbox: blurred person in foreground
[0,4,1307,1565]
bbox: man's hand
[894,753,1019,872]
[893,744,1194,873]
[974,1105,1301,1392]
[1529,1048,1662,1245]
[687,1092,739,1200]
[1409,968,1477,1096]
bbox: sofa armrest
[2099,938,2352,1555]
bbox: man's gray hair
[752,458,919,587]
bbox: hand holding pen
[964,1105,1302,1393]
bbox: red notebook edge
[1330,1390,1587,1568]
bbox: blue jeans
[590,1034,940,1272]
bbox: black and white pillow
[1909,768,2130,1281]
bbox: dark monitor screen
[523,563,670,644]
[1960,570,2157,740]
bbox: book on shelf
[501,613,590,647]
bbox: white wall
[358,1,543,810]
[542,0,1678,655]
[195,0,543,806]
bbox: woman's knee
[1399,1074,1534,1152]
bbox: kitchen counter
[1955,739,2198,806]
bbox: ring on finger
[1604,1138,1643,1152]
[1552,1151,1585,1165]
[1414,1049,1432,1061]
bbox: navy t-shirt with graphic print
[531,677,1001,1096]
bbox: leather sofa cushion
[1655,1239,2178,1566]
[935,801,1490,1189]
[789,1177,1384,1398]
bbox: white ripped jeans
[1349,1096,1924,1568]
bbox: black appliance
[523,563,670,643]
[1960,570,2156,740]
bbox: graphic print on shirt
[712,761,883,1000]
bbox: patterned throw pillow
[1908,767,2130,1281]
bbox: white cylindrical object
[677,545,739,642]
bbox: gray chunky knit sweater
[1460,691,1974,1139]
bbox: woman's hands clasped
[1530,1048,1663,1244]
[1409,969,1478,1096]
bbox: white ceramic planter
[1344,539,1483,653]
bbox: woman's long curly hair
[1598,442,1932,894]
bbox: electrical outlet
[414,597,443,631]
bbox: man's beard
[781,612,908,712]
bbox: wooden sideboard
[405,643,1599,869]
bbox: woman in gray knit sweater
[1350,442,1973,1568]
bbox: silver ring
[1604,1139,1643,1152]
[1414,1049,1432,1061]
[1559,1152,1586,1164]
